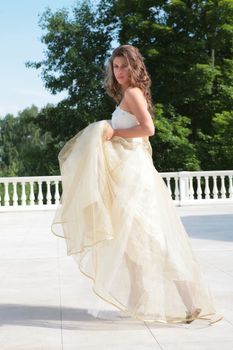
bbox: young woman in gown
[52,44,222,325]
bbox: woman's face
[112,56,131,89]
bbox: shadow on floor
[0,303,179,331]
[181,214,233,242]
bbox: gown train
[52,107,221,324]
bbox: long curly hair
[104,44,154,117]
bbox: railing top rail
[160,172,180,177]
[0,176,61,182]
[0,170,232,183]
[159,170,233,177]
[178,170,233,177]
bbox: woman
[52,45,222,325]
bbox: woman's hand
[104,124,115,141]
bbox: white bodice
[111,106,140,129]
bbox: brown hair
[104,44,154,117]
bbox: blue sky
[0,0,85,118]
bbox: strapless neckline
[117,106,137,119]
[111,105,140,130]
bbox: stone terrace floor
[0,204,233,350]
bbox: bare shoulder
[124,87,147,107]
[125,86,144,99]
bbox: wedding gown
[51,105,219,324]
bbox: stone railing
[0,170,232,211]
[0,176,61,212]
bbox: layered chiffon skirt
[52,119,218,324]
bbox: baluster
[29,181,35,205]
[189,176,194,200]
[21,181,26,206]
[12,182,18,206]
[213,175,218,199]
[204,176,210,199]
[179,172,190,203]
[220,175,226,199]
[46,181,52,205]
[229,175,233,199]
[54,180,60,204]
[196,176,202,199]
[166,176,172,197]
[174,176,179,201]
[25,182,30,205]
[37,181,43,205]
[4,182,10,206]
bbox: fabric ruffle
[52,119,219,324]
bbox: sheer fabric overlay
[52,107,218,324]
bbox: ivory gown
[52,105,219,324]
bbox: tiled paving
[0,204,233,350]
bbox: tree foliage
[26,1,114,142]
[1,0,232,176]
[151,103,200,171]
[106,0,233,169]
[109,0,233,128]
[0,106,58,176]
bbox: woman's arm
[113,123,154,138]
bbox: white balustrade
[0,171,233,211]
[0,176,61,211]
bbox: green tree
[0,113,21,176]
[108,0,233,169]
[26,0,233,173]
[26,1,114,142]
[151,103,200,171]
[196,110,233,170]
[0,105,57,176]
[110,0,233,129]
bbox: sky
[0,0,85,118]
